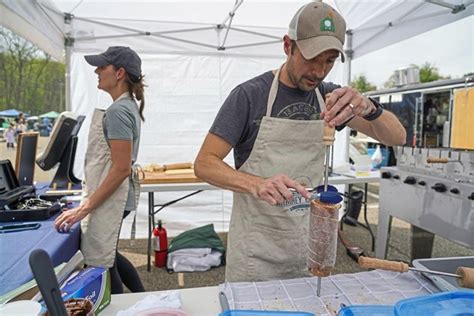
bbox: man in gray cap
[195,1,406,282]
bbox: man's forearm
[369,110,406,146]
[348,110,406,146]
[195,153,261,195]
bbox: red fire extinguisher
[153,220,168,268]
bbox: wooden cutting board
[140,168,203,184]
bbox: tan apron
[225,66,327,282]
[80,105,130,268]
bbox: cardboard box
[42,267,110,315]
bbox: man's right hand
[252,174,311,205]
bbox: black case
[0,159,60,222]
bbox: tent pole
[65,43,72,112]
[219,0,244,28]
[344,30,353,87]
[64,13,74,112]
[342,30,354,166]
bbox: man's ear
[283,35,292,56]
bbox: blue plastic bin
[367,148,389,169]
[338,305,394,316]
[394,291,474,316]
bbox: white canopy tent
[1,0,472,236]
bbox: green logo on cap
[320,17,335,32]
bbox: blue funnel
[315,184,338,194]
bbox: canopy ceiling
[1,0,473,61]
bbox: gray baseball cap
[288,1,346,62]
[85,46,142,79]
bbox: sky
[351,15,474,89]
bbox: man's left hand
[321,87,375,127]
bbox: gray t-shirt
[103,96,141,211]
[210,71,342,169]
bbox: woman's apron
[80,108,130,268]
[225,66,328,282]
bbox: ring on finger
[347,104,355,114]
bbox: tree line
[0,26,65,115]
[351,63,468,93]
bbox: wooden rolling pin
[358,257,474,289]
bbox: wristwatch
[363,98,384,121]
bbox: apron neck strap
[115,91,130,102]
[266,64,326,117]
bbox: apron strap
[130,212,137,245]
[129,164,143,243]
[266,67,283,117]
[266,64,327,117]
[315,88,326,112]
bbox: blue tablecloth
[0,213,80,296]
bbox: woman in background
[55,46,145,294]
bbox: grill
[376,146,474,260]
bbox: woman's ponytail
[127,75,146,121]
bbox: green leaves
[0,26,65,114]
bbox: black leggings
[110,210,145,294]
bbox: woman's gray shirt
[103,96,141,211]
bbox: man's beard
[287,66,321,91]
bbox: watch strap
[363,98,384,121]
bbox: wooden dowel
[323,125,335,146]
[358,257,409,272]
[456,266,474,289]
[426,157,449,163]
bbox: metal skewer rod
[317,145,331,297]
[317,276,322,297]
[324,145,330,191]
[315,124,336,298]
[409,267,461,278]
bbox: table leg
[375,210,392,259]
[410,225,435,260]
[362,183,375,252]
[147,192,154,272]
[340,184,352,231]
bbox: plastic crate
[394,291,474,316]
